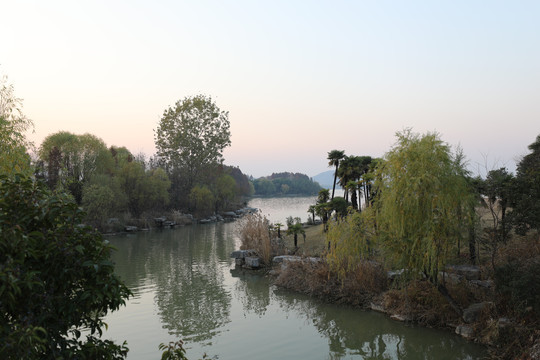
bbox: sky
[1,0,539,178]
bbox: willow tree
[375,130,473,291]
[0,75,34,177]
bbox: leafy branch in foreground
[0,175,131,359]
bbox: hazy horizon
[2,1,538,178]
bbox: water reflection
[269,287,481,360]
[107,221,485,360]
[109,224,236,344]
[230,268,271,317]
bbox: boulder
[244,257,260,269]
[463,302,493,323]
[222,211,238,218]
[231,250,256,259]
[446,265,481,281]
[455,325,474,339]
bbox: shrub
[237,212,273,264]
[0,175,131,359]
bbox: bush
[274,260,386,307]
[237,212,277,264]
[0,175,131,359]
[495,258,540,315]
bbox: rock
[244,257,260,269]
[387,269,404,281]
[469,279,494,288]
[125,226,138,232]
[439,271,463,284]
[463,302,493,324]
[235,258,244,266]
[370,302,387,313]
[455,325,474,339]
[273,255,302,264]
[231,250,256,259]
[222,211,238,218]
[391,314,412,322]
[446,265,481,281]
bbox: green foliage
[512,134,540,235]
[215,174,236,210]
[326,209,376,279]
[189,185,215,217]
[82,182,119,225]
[495,259,540,315]
[0,75,33,177]
[0,175,131,359]
[286,216,305,248]
[39,131,113,203]
[375,130,473,284]
[155,94,231,203]
[327,149,345,200]
[115,160,170,217]
[253,172,321,196]
[159,340,188,360]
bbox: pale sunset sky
[1,1,539,177]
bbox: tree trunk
[331,165,338,200]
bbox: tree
[189,184,215,218]
[286,216,305,248]
[375,130,473,311]
[482,167,514,269]
[512,134,540,238]
[0,74,33,177]
[155,95,231,206]
[0,175,131,359]
[39,132,113,203]
[215,174,236,211]
[327,150,345,200]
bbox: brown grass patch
[273,259,387,307]
[382,280,460,327]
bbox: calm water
[104,197,486,359]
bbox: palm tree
[327,150,345,201]
[286,217,305,248]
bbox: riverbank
[269,224,539,360]
[99,206,257,235]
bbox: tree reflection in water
[230,268,271,317]
[109,224,236,344]
[271,288,480,360]
[108,222,485,360]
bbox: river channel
[104,196,487,359]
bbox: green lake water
[104,197,487,359]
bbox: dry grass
[382,280,460,327]
[273,259,387,307]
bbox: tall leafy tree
[155,95,231,206]
[39,132,113,203]
[512,134,540,238]
[0,74,33,176]
[375,130,473,312]
[327,150,345,200]
[483,167,514,268]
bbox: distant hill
[312,170,335,189]
[253,172,322,196]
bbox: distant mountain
[312,170,335,189]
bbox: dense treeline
[252,172,321,196]
[28,95,254,231]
